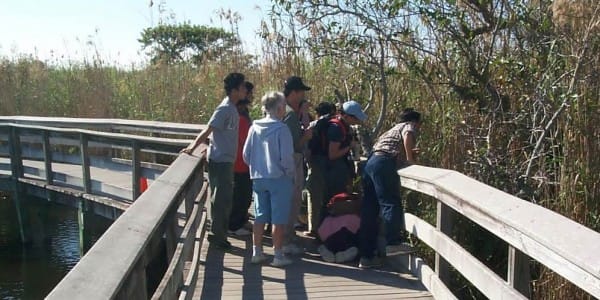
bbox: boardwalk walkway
[193,230,432,299]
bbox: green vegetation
[1,0,598,298]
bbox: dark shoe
[358,257,382,269]
[208,235,232,250]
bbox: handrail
[397,165,600,299]
[46,145,208,299]
[0,116,205,136]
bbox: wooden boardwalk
[1,157,433,299]
[193,231,432,300]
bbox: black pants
[229,172,253,231]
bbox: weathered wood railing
[0,120,198,201]
[46,144,209,299]
[0,117,209,299]
[397,165,600,300]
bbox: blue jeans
[359,154,406,259]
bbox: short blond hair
[261,91,286,115]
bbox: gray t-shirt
[283,104,303,153]
[207,97,239,162]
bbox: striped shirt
[372,122,418,161]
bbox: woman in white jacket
[243,91,296,267]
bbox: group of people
[182,72,423,268]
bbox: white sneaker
[335,246,358,263]
[386,243,417,256]
[271,256,293,267]
[251,253,269,264]
[282,244,305,255]
[229,227,252,236]
[318,245,335,263]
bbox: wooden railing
[0,120,199,200]
[0,117,209,299]
[397,165,600,300]
[46,144,209,299]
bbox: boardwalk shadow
[198,232,429,299]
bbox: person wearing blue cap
[323,100,367,198]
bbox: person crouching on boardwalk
[243,91,296,267]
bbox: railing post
[80,133,91,193]
[508,245,531,298]
[42,130,53,184]
[132,140,141,200]
[436,201,453,284]
[8,126,24,178]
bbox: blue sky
[0,0,271,65]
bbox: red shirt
[234,113,251,173]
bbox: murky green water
[0,194,112,299]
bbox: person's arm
[327,124,353,160]
[403,131,417,164]
[182,126,213,154]
[279,127,296,179]
[242,126,254,165]
[283,110,303,152]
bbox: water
[0,194,112,299]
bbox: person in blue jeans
[243,91,296,267]
[358,108,422,268]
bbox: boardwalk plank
[193,228,432,299]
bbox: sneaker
[302,231,317,238]
[228,227,252,236]
[271,256,293,267]
[335,247,358,263]
[251,253,269,264]
[386,243,417,256]
[283,244,305,255]
[318,245,335,263]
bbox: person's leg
[229,172,244,231]
[270,177,294,266]
[325,159,351,199]
[208,161,234,245]
[229,172,253,232]
[251,179,270,263]
[240,172,253,223]
[284,154,305,252]
[369,156,405,246]
[358,157,380,260]
[307,163,326,233]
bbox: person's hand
[302,128,313,139]
[180,146,194,154]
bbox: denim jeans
[359,154,406,259]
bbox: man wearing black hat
[281,76,313,255]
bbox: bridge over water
[1,116,599,300]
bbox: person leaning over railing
[181,72,247,251]
[358,108,422,269]
[243,91,296,267]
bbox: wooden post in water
[508,245,532,298]
[79,133,92,255]
[42,130,53,185]
[132,140,141,200]
[8,127,30,243]
[436,201,454,284]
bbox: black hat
[284,76,311,91]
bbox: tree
[139,23,239,64]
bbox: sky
[0,0,272,66]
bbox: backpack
[308,115,347,157]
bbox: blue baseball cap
[342,100,367,122]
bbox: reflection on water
[0,193,112,299]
